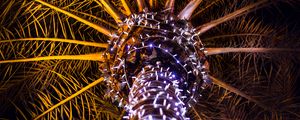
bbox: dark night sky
[275,2,300,96]
[264,1,300,97]
[271,2,300,97]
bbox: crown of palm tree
[0,0,299,119]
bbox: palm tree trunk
[127,65,185,119]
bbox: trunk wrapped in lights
[128,65,186,119]
[103,10,211,119]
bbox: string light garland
[102,10,212,119]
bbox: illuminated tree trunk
[128,64,186,119]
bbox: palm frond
[0,52,105,64]
[209,75,268,110]
[196,0,268,35]
[34,77,105,119]
[178,0,202,20]
[165,0,175,13]
[136,0,147,12]
[35,0,113,36]
[94,0,125,24]
[0,38,108,48]
[205,47,300,55]
[120,0,132,16]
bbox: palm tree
[0,0,299,119]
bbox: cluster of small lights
[102,10,211,119]
[122,64,189,119]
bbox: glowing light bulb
[149,44,153,47]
